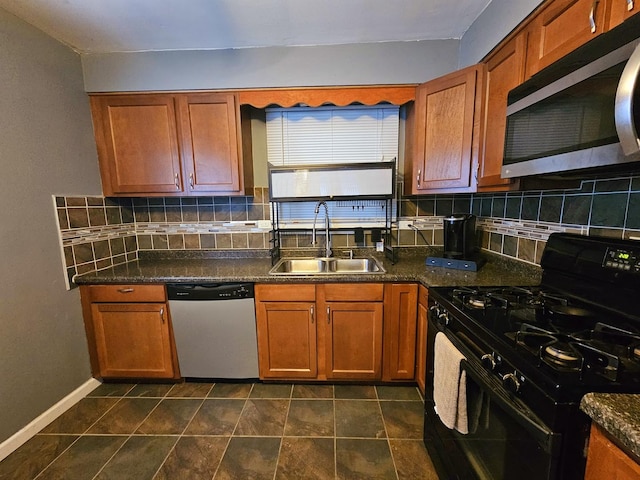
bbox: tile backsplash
[54,173,640,288]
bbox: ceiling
[0,0,492,54]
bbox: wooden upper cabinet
[478,33,527,191]
[91,94,183,195]
[608,0,640,28]
[407,64,484,194]
[526,0,610,77]
[90,92,252,197]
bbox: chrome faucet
[311,200,332,258]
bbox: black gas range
[423,233,640,480]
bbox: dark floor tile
[250,383,292,398]
[215,437,280,480]
[87,397,160,434]
[41,397,119,434]
[167,382,214,398]
[185,399,246,435]
[136,398,202,434]
[126,383,174,398]
[390,439,439,480]
[95,436,177,480]
[376,386,422,401]
[87,383,135,397]
[276,437,335,480]
[208,383,253,398]
[37,436,127,480]
[334,385,377,399]
[0,434,77,480]
[380,401,424,439]
[154,436,229,480]
[285,400,334,437]
[335,400,385,438]
[235,399,289,436]
[292,384,334,398]
[336,438,396,480]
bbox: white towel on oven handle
[433,332,470,434]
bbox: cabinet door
[177,93,243,194]
[415,286,429,395]
[91,303,176,378]
[411,65,483,193]
[324,302,383,380]
[526,0,610,76]
[479,34,526,191]
[383,283,418,381]
[90,95,183,196]
[585,423,640,479]
[255,301,318,379]
[608,0,639,28]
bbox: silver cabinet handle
[416,169,421,188]
[174,173,180,190]
[628,0,635,11]
[326,306,330,324]
[310,305,315,324]
[159,307,165,324]
[189,173,194,189]
[589,0,600,33]
[117,288,134,293]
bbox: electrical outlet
[398,220,413,229]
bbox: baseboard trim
[0,378,101,462]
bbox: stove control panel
[603,247,640,274]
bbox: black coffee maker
[443,214,477,259]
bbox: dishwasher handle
[167,283,254,301]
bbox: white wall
[458,0,542,67]
[0,8,102,443]
[82,40,460,92]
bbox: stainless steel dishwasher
[167,283,259,379]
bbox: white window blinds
[266,105,399,227]
[266,105,400,166]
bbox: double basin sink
[269,256,385,275]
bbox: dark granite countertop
[581,393,640,460]
[74,247,542,288]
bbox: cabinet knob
[117,288,134,293]
[628,0,634,11]
[416,169,422,188]
[159,307,165,323]
[189,173,194,189]
[174,173,181,190]
[310,305,315,324]
[327,306,331,324]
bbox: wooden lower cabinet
[585,423,640,479]
[255,283,387,381]
[80,284,179,380]
[415,285,429,395]
[383,283,418,381]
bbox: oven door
[424,321,562,479]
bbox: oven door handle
[460,359,562,456]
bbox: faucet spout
[311,200,332,257]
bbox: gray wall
[458,0,542,67]
[0,9,102,443]
[82,40,460,92]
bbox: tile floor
[0,382,439,480]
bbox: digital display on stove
[604,247,640,273]
[617,252,630,260]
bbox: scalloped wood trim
[237,85,416,108]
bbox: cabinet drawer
[255,284,316,301]
[87,284,166,303]
[323,283,384,302]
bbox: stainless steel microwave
[502,37,640,179]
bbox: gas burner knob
[502,372,522,393]
[481,353,499,371]
[437,311,450,326]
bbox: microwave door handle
[615,42,640,156]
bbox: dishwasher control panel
[167,283,254,301]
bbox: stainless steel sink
[269,257,385,275]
